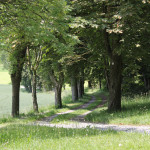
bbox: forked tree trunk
[31,71,38,112]
[55,84,62,108]
[71,77,78,101]
[108,54,122,111]
[77,79,82,98]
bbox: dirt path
[31,95,150,134]
[71,95,107,122]
[37,96,96,122]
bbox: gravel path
[39,96,96,122]
[33,121,150,134]
[31,95,150,134]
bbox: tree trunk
[11,74,21,117]
[11,46,27,117]
[77,79,82,98]
[71,77,78,101]
[55,84,62,108]
[88,80,92,88]
[31,70,38,112]
[81,70,85,95]
[99,79,102,89]
[143,74,150,92]
[108,54,122,111]
[49,68,64,109]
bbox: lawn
[85,94,150,125]
[0,124,150,150]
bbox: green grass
[0,85,56,118]
[0,82,73,118]
[0,88,99,125]
[85,94,150,125]
[51,89,104,124]
[0,64,11,84]
[0,124,150,150]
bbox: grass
[0,84,56,118]
[0,124,150,150]
[51,89,103,124]
[85,94,150,125]
[0,64,11,84]
[1,89,150,149]
[0,88,100,125]
[0,64,56,118]
[0,83,72,118]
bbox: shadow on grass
[85,99,150,124]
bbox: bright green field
[0,125,150,150]
[0,65,11,84]
[0,84,55,118]
[0,64,72,117]
[0,84,73,118]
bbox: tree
[26,45,43,112]
[0,0,78,116]
[71,0,150,111]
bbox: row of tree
[0,0,150,117]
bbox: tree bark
[11,74,21,117]
[77,78,82,98]
[81,70,85,95]
[55,84,62,108]
[49,68,64,108]
[108,54,122,111]
[11,46,27,117]
[31,70,38,112]
[103,24,122,111]
[71,77,78,101]
[143,74,150,92]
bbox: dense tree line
[0,0,150,117]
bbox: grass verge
[0,124,150,150]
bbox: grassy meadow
[0,64,11,85]
[0,64,72,118]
